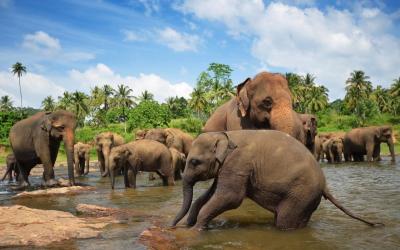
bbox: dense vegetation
[1,63,399,148]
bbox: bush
[0,111,26,145]
[169,117,204,135]
[127,101,172,130]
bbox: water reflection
[0,157,399,249]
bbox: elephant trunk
[64,128,75,186]
[172,178,193,226]
[109,162,116,189]
[388,136,396,162]
[102,146,110,177]
[270,105,298,140]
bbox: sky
[0,0,399,108]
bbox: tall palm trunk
[18,76,22,110]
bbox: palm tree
[344,70,373,112]
[189,87,207,117]
[303,73,316,85]
[70,91,89,126]
[115,84,135,132]
[11,62,27,109]
[41,96,55,111]
[102,84,114,111]
[371,86,390,113]
[305,85,329,113]
[136,90,154,103]
[390,77,400,97]
[57,92,73,110]
[0,95,13,111]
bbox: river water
[0,157,399,250]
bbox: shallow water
[0,157,399,249]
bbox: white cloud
[157,27,201,52]
[0,71,65,108]
[69,63,193,102]
[122,30,146,42]
[21,31,95,62]
[177,0,400,99]
[138,0,160,16]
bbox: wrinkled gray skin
[323,138,344,163]
[9,110,76,187]
[344,126,395,162]
[172,130,381,230]
[298,114,318,153]
[95,132,125,177]
[74,142,91,176]
[1,153,19,182]
[170,148,186,180]
[203,72,305,144]
[108,139,174,189]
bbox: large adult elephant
[95,132,125,177]
[144,128,193,156]
[298,113,318,152]
[172,130,380,230]
[203,72,304,143]
[344,126,396,162]
[9,110,76,187]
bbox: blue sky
[0,0,399,108]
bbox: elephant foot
[101,172,109,177]
[42,178,58,187]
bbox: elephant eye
[261,97,273,110]
[190,159,201,166]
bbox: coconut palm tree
[41,96,56,111]
[136,90,154,103]
[115,84,135,132]
[57,92,73,110]
[70,91,89,127]
[11,62,27,109]
[102,84,114,111]
[303,73,316,85]
[371,86,390,113]
[390,77,400,97]
[305,85,329,113]
[344,70,373,112]
[0,95,13,111]
[189,87,207,117]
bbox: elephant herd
[2,71,393,231]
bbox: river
[0,157,399,249]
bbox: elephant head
[135,129,148,140]
[375,126,396,162]
[236,72,294,134]
[331,138,344,162]
[144,128,169,144]
[41,110,77,185]
[172,132,237,226]
[299,114,318,147]
[108,145,129,189]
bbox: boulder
[13,185,94,198]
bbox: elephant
[344,126,396,162]
[1,153,19,182]
[298,114,318,152]
[9,110,76,187]
[170,148,186,180]
[95,132,125,177]
[323,138,344,163]
[135,129,148,140]
[314,135,327,161]
[74,142,91,176]
[108,139,174,189]
[202,72,305,144]
[172,130,380,230]
[144,128,193,156]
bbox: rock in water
[13,186,94,198]
[0,205,110,247]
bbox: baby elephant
[74,142,91,176]
[109,139,174,189]
[170,148,186,180]
[323,138,344,163]
[1,153,19,182]
[172,130,381,230]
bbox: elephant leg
[39,149,57,187]
[123,163,130,188]
[187,179,217,226]
[17,162,31,187]
[84,154,90,175]
[366,143,374,162]
[74,152,80,176]
[97,150,105,175]
[127,168,137,189]
[373,144,381,161]
[193,178,246,230]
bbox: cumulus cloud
[22,31,95,62]
[0,71,65,108]
[122,30,146,42]
[69,63,193,102]
[157,27,201,52]
[177,0,400,99]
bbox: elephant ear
[40,114,53,132]
[165,131,175,148]
[236,78,251,117]
[214,132,237,165]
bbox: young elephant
[95,132,125,177]
[74,142,91,176]
[1,153,19,182]
[108,139,174,189]
[298,113,318,153]
[172,130,381,230]
[323,138,344,163]
[170,148,186,180]
[344,126,396,162]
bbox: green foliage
[166,96,190,118]
[127,101,172,130]
[0,111,26,144]
[169,117,204,135]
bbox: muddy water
[1,157,399,250]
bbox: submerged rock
[0,205,110,247]
[13,185,94,198]
[139,226,180,250]
[76,203,149,222]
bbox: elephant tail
[322,187,384,227]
